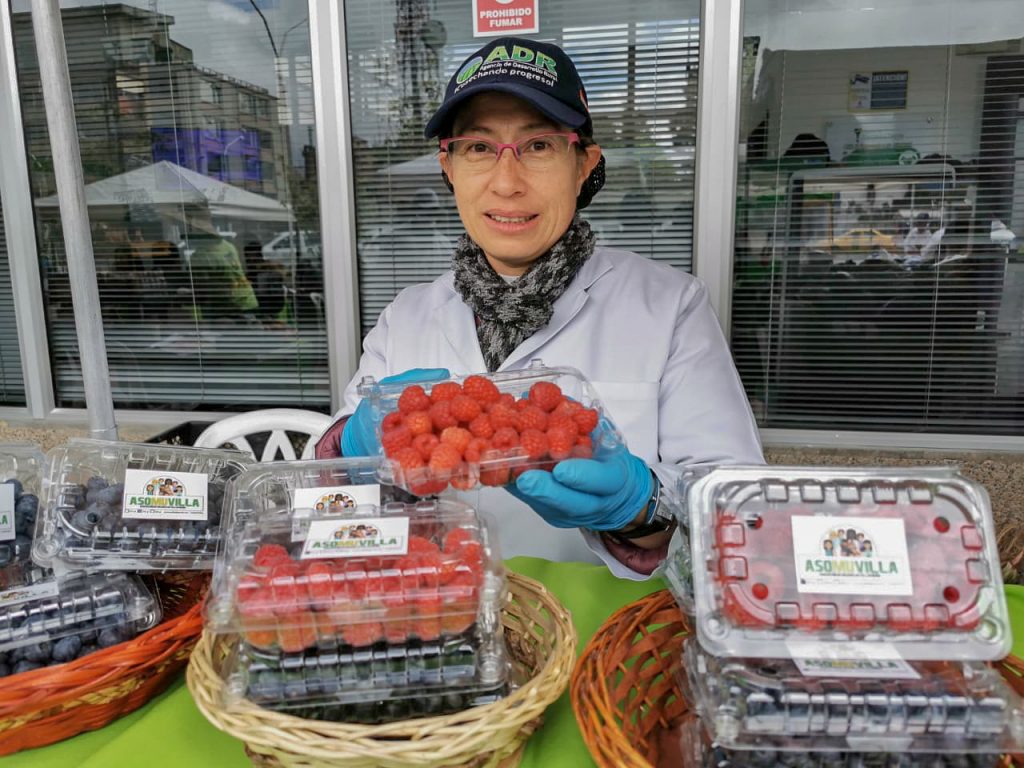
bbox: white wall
[753,45,989,163]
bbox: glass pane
[0,195,26,407]
[346,0,701,336]
[731,2,1024,435]
[11,1,327,411]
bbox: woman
[317,37,763,579]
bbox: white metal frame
[0,0,1019,453]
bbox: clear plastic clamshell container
[34,439,249,574]
[683,467,1010,661]
[680,638,1024,755]
[674,714,1003,768]
[355,359,622,495]
[0,572,159,676]
[0,444,49,593]
[205,458,509,721]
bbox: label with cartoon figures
[300,516,409,560]
[791,516,913,596]
[290,484,382,541]
[121,469,209,521]
[793,656,920,680]
[0,483,13,541]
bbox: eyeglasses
[439,132,581,172]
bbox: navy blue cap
[425,37,592,139]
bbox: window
[11,1,328,411]
[345,0,700,336]
[730,2,1024,435]
[0,196,25,406]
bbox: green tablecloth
[5,563,1024,768]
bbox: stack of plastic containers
[205,457,511,723]
[666,466,1024,767]
[0,438,247,679]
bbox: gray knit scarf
[452,216,596,372]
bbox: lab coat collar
[434,247,616,373]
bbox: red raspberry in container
[518,405,548,432]
[547,425,576,460]
[487,402,517,430]
[529,381,563,412]
[462,374,501,404]
[491,427,519,452]
[429,400,458,431]
[450,394,482,423]
[403,410,433,437]
[519,429,549,460]
[412,432,440,461]
[381,411,404,432]
[439,426,472,455]
[429,381,462,404]
[381,424,412,456]
[468,413,495,439]
[398,385,431,414]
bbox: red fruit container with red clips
[356,359,624,496]
[676,466,1011,662]
[205,458,509,722]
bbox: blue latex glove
[341,368,449,457]
[508,446,654,531]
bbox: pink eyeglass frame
[439,131,581,161]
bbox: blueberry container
[205,458,508,719]
[355,359,622,496]
[679,467,1010,661]
[680,639,1024,754]
[674,714,1003,768]
[0,444,48,593]
[34,438,250,574]
[0,571,159,673]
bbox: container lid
[34,438,249,573]
[684,466,1011,661]
[356,360,622,495]
[0,444,49,593]
[0,571,160,654]
[681,638,1024,754]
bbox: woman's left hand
[507,447,653,531]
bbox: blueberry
[78,643,98,659]
[95,484,124,507]
[4,478,23,499]
[22,642,50,662]
[97,628,122,648]
[16,494,38,516]
[71,506,105,532]
[0,662,9,677]
[86,476,109,492]
[51,635,83,662]
[0,544,12,567]
[12,660,41,675]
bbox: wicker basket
[187,571,576,768]
[0,572,208,755]
[571,588,1024,768]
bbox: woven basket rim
[187,571,577,767]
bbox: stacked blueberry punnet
[667,467,1023,765]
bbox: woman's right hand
[315,368,450,459]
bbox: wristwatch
[613,471,675,540]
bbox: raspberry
[343,620,384,647]
[253,543,290,568]
[440,426,472,455]
[244,628,277,649]
[408,535,440,556]
[381,424,412,456]
[572,435,593,459]
[429,400,458,431]
[468,413,494,439]
[428,443,462,473]
[462,375,501,404]
[381,411,404,432]
[398,384,431,414]
[414,596,443,641]
[449,469,477,491]
[553,399,582,418]
[409,478,447,496]
[547,412,580,438]
[305,561,334,604]
[449,394,482,423]
[547,425,576,460]
[403,410,433,437]
[429,381,462,403]
[412,432,440,461]
[463,437,491,463]
[491,426,519,451]
[392,446,424,471]
[479,465,510,486]
[269,561,302,612]
[519,428,549,460]
[574,407,599,435]
[529,380,564,412]
[444,527,473,553]
[518,405,548,432]
[488,402,517,430]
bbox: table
[6,561,1024,768]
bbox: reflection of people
[314,36,763,579]
[187,210,258,319]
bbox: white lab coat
[339,246,764,579]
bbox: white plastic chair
[194,408,332,461]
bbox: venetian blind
[346,0,700,337]
[11,0,328,411]
[0,197,26,406]
[730,7,1024,435]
